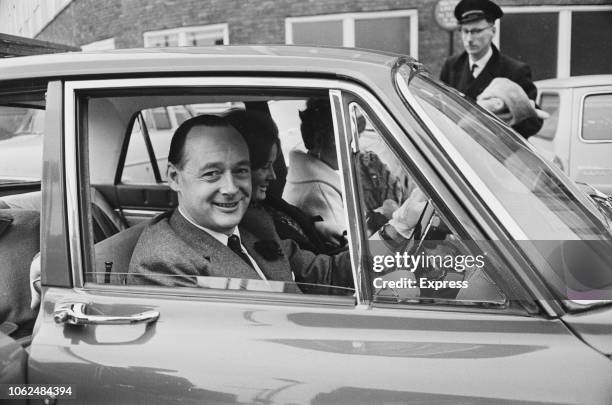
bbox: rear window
[537,92,560,140]
[0,106,44,183]
[582,93,612,141]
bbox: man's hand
[388,188,428,239]
[477,77,549,126]
[374,199,399,219]
[30,252,41,310]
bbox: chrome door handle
[54,302,159,326]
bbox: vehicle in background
[529,75,612,195]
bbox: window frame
[579,91,612,144]
[143,23,229,47]
[342,97,521,312]
[497,5,612,78]
[285,10,419,59]
[62,75,540,316]
[66,77,362,305]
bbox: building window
[497,6,612,79]
[143,24,229,48]
[286,10,418,59]
[81,38,115,51]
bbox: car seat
[0,188,126,242]
[0,209,40,336]
[94,221,149,284]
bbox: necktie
[471,63,478,78]
[227,234,254,269]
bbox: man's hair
[167,114,233,169]
[225,108,279,170]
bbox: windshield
[395,68,612,305]
[0,106,44,183]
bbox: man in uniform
[440,0,543,138]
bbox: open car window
[83,87,356,298]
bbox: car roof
[536,75,612,89]
[0,45,402,84]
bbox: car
[0,46,611,404]
[529,75,612,195]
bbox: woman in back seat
[226,108,337,254]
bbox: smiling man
[440,0,543,138]
[127,115,353,294]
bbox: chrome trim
[578,90,612,144]
[394,72,528,240]
[61,77,350,90]
[330,90,364,305]
[54,302,159,325]
[64,81,84,288]
[537,300,558,317]
[121,208,166,217]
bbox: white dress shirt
[469,46,493,79]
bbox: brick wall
[36,0,609,77]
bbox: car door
[568,86,612,194]
[28,76,612,405]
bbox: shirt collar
[178,207,239,245]
[469,46,493,70]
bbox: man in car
[440,0,543,138]
[127,114,358,294]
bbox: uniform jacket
[128,208,353,295]
[440,44,543,137]
[283,150,345,236]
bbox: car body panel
[562,305,612,356]
[0,46,398,84]
[0,331,27,385]
[30,288,612,404]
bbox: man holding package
[440,0,545,138]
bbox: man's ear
[167,163,180,192]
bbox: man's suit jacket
[128,208,353,295]
[440,45,542,138]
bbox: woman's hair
[225,108,280,170]
[299,98,334,151]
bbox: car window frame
[65,76,365,307]
[118,112,162,184]
[338,91,536,316]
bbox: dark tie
[471,63,478,77]
[227,234,254,269]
